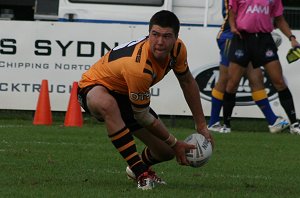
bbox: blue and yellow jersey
[216,0,234,66]
[217,0,232,40]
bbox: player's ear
[175,33,179,39]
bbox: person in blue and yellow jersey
[78,10,213,190]
[207,0,289,133]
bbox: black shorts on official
[77,85,158,132]
[228,32,279,68]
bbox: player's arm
[132,105,195,166]
[274,15,299,48]
[126,69,171,142]
[228,7,241,38]
[175,69,213,146]
[132,106,174,143]
[127,72,195,165]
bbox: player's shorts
[228,32,279,68]
[77,85,158,132]
[217,30,233,67]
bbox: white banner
[1,21,300,119]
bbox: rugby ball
[184,133,212,168]
[271,31,282,48]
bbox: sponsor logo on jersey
[246,5,270,15]
[192,63,278,106]
[130,91,151,101]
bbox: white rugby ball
[184,133,212,168]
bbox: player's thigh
[264,60,287,90]
[86,86,115,116]
[132,128,174,161]
[226,62,246,92]
[246,64,265,91]
[86,86,125,133]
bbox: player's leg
[222,62,246,132]
[257,32,299,134]
[208,64,227,131]
[247,64,289,133]
[128,119,173,184]
[107,93,169,186]
[208,35,231,131]
[264,60,300,134]
[222,32,250,132]
[83,85,153,189]
[133,127,174,164]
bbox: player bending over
[77,10,214,190]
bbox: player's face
[149,25,177,63]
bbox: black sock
[223,92,236,127]
[141,147,162,166]
[109,126,148,177]
[278,88,297,124]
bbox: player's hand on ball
[203,132,214,149]
[196,127,215,149]
[172,140,196,166]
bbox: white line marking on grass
[103,168,122,174]
[21,141,96,146]
[6,140,97,147]
[194,173,272,180]
[0,125,26,128]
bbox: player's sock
[223,92,236,127]
[278,88,297,124]
[109,126,148,177]
[141,147,162,166]
[252,89,277,125]
[209,88,224,126]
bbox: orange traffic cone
[64,81,83,127]
[33,79,52,125]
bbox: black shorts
[77,85,158,132]
[228,32,279,68]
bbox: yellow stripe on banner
[212,88,224,100]
[111,128,130,141]
[118,141,135,152]
[125,152,139,161]
[252,89,267,101]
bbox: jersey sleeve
[271,0,283,18]
[173,40,189,75]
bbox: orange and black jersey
[79,36,189,108]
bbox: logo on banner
[192,64,278,106]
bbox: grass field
[1,111,300,198]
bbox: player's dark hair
[149,10,180,36]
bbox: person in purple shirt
[222,0,300,134]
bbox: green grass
[0,111,300,197]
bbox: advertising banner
[1,21,300,119]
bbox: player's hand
[172,140,196,166]
[291,39,300,48]
[231,27,242,39]
[196,127,215,150]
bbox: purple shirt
[229,0,283,33]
